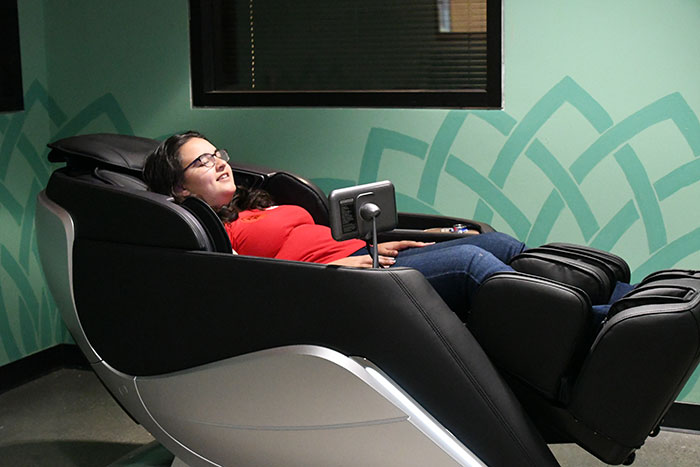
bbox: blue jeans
[390,232,526,314]
[591,281,636,326]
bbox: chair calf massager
[35,134,700,466]
[469,247,700,465]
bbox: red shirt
[225,205,365,264]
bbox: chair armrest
[468,272,591,401]
[397,212,495,233]
[377,212,495,242]
[377,228,480,243]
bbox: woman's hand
[327,255,396,268]
[376,240,434,257]
[327,240,434,268]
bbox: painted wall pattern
[0,80,134,366]
[1,76,699,400]
[314,77,700,283]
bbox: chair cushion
[48,133,159,174]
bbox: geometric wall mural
[315,77,700,284]
[0,79,134,366]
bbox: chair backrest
[229,162,331,226]
[181,196,233,253]
[48,133,156,175]
[48,133,333,228]
[94,167,149,190]
[46,170,217,252]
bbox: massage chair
[35,133,700,466]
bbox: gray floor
[0,368,698,467]
[0,368,155,467]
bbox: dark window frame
[0,0,24,113]
[189,0,502,109]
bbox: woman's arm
[327,241,434,268]
[376,240,434,257]
[328,240,434,268]
[328,254,396,268]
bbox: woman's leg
[397,232,527,264]
[393,244,513,318]
[458,232,527,262]
[609,281,635,303]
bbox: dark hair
[143,130,273,222]
[219,186,274,222]
[143,130,203,199]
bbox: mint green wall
[0,0,70,367]
[2,0,699,402]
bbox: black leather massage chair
[35,134,700,466]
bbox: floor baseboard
[0,344,88,394]
[662,402,700,433]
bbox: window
[0,0,24,112]
[189,0,502,108]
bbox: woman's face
[177,137,237,209]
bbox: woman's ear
[173,185,191,198]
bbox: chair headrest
[47,133,159,174]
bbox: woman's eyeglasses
[183,149,230,171]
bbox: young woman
[143,131,626,318]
